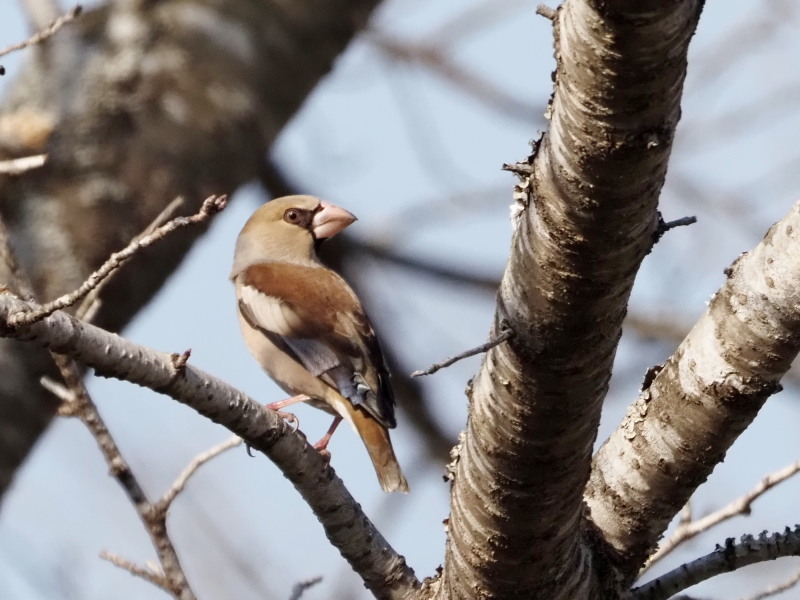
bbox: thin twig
[158,436,242,509]
[7,195,226,327]
[0,5,82,59]
[142,197,186,236]
[652,213,697,244]
[739,565,800,600]
[74,197,186,321]
[47,356,197,600]
[642,460,800,572]
[536,4,557,21]
[100,551,169,589]
[0,154,46,175]
[288,576,323,600]
[412,328,513,377]
[21,0,61,30]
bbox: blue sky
[1,1,800,598]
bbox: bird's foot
[265,394,308,433]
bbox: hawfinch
[231,195,408,493]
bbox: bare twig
[652,213,697,244]
[0,154,46,175]
[142,197,187,236]
[739,565,800,600]
[100,551,170,590]
[288,576,323,600]
[7,195,226,327]
[44,357,197,600]
[20,0,61,30]
[536,4,557,21]
[412,328,513,377]
[158,436,242,509]
[0,5,82,59]
[629,528,800,600]
[643,460,800,572]
[75,197,185,321]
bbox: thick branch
[587,200,800,582]
[0,294,420,600]
[436,1,703,598]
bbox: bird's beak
[312,201,357,239]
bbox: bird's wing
[237,262,396,428]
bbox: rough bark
[433,1,704,598]
[0,0,381,500]
[587,200,800,585]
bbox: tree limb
[629,528,800,600]
[436,1,704,597]
[0,293,420,600]
[587,200,800,582]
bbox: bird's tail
[350,406,409,493]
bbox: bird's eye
[284,209,301,224]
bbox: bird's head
[231,195,357,276]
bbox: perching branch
[0,293,420,600]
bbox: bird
[230,195,409,493]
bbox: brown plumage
[231,195,408,493]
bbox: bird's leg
[267,393,310,411]
[313,416,343,462]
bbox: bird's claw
[274,409,300,432]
